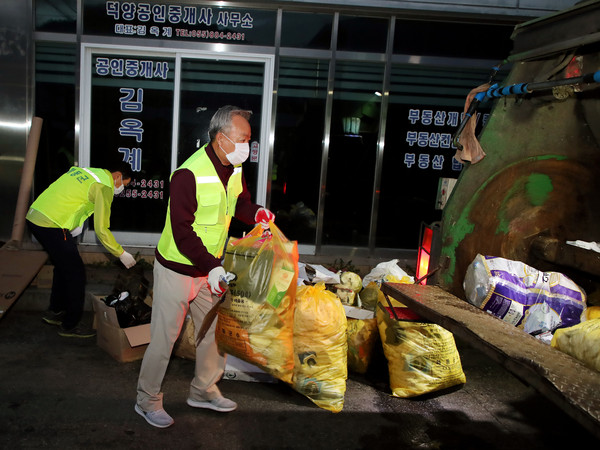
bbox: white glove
[70,226,83,237]
[119,251,136,269]
[208,266,227,295]
[255,207,275,229]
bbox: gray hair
[208,105,252,141]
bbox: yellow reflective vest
[29,166,113,231]
[157,144,243,264]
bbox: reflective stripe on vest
[157,145,243,265]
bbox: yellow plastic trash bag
[551,318,600,372]
[376,294,466,398]
[293,283,348,412]
[346,317,378,374]
[217,223,298,384]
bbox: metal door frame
[78,43,274,247]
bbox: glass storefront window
[394,19,513,59]
[89,53,175,233]
[323,60,384,246]
[337,15,388,53]
[35,0,77,33]
[376,63,499,249]
[178,57,265,237]
[34,42,77,195]
[272,57,329,245]
[281,11,332,49]
[178,58,264,178]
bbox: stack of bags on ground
[175,224,466,413]
[463,253,600,373]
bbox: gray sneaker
[186,396,237,412]
[42,310,66,326]
[58,324,96,338]
[135,404,174,428]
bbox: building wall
[0,1,31,244]
[0,0,579,256]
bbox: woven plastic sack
[216,223,298,383]
[293,283,348,412]
[376,293,466,398]
[346,317,378,374]
[551,318,600,372]
[463,254,587,334]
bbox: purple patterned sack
[463,254,586,335]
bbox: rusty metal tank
[436,0,600,303]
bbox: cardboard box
[224,355,277,383]
[91,294,151,363]
[0,249,47,319]
[343,304,375,320]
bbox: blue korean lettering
[418,154,430,169]
[229,12,242,27]
[417,132,429,147]
[432,154,445,170]
[241,13,253,28]
[406,131,418,146]
[119,88,144,112]
[439,133,451,149]
[152,4,166,23]
[136,25,146,36]
[421,110,433,126]
[69,168,89,183]
[404,153,416,168]
[482,113,490,127]
[452,157,463,171]
[106,1,119,20]
[119,147,142,172]
[408,109,420,124]
[96,57,110,76]
[168,5,182,23]
[434,110,446,126]
[183,6,197,25]
[428,132,440,148]
[121,2,136,21]
[153,62,169,80]
[123,24,135,35]
[125,59,139,77]
[150,25,160,36]
[162,27,172,38]
[216,11,229,26]
[110,59,124,76]
[198,8,213,25]
[137,3,151,21]
[114,24,125,34]
[447,111,460,127]
[119,119,144,142]
[139,60,153,78]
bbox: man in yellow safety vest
[26,163,137,338]
[135,105,275,428]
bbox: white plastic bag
[362,259,414,288]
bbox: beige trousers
[136,259,226,412]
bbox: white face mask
[221,133,250,165]
[114,177,124,196]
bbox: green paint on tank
[440,218,474,285]
[439,155,564,289]
[526,173,553,206]
[496,179,525,235]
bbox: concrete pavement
[1,305,597,449]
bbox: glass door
[79,45,273,248]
